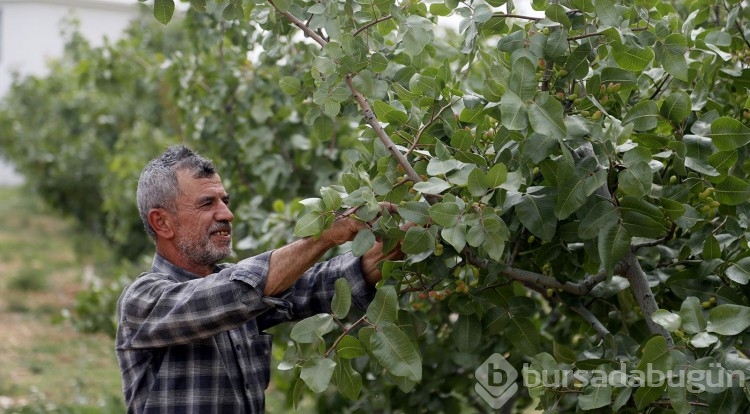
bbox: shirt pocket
[251,333,273,390]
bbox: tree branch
[620,251,674,346]
[344,75,439,204]
[268,0,328,47]
[488,262,607,296]
[354,14,394,37]
[574,142,673,346]
[492,13,544,21]
[569,304,611,339]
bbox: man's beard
[176,221,233,268]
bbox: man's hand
[361,239,406,286]
[321,203,399,247]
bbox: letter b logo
[475,353,518,409]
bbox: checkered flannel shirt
[115,251,374,414]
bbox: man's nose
[217,202,234,222]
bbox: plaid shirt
[115,251,374,414]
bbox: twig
[344,75,439,204]
[324,315,368,358]
[406,99,458,156]
[268,0,327,47]
[569,304,610,339]
[632,223,676,250]
[354,14,394,37]
[492,13,544,21]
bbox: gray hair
[136,145,217,241]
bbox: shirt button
[245,383,250,390]
[235,345,241,351]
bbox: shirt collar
[151,253,230,282]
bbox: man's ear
[147,208,175,239]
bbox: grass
[0,186,125,413]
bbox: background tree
[2,0,750,412]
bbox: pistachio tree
[3,0,750,410]
[143,0,750,411]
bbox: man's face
[172,169,234,269]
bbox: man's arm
[263,214,370,296]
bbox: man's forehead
[176,170,226,196]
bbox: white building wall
[0,0,140,185]
[0,0,140,95]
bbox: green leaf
[622,100,659,131]
[620,196,668,239]
[714,176,750,205]
[725,257,750,285]
[153,0,175,24]
[482,306,510,335]
[655,41,688,82]
[427,158,464,176]
[500,91,528,130]
[333,357,362,400]
[366,285,398,326]
[509,57,537,101]
[612,42,654,72]
[332,278,352,319]
[618,160,653,197]
[291,314,336,344]
[467,168,488,197]
[710,117,750,151]
[528,93,567,138]
[652,309,682,332]
[579,381,612,410]
[188,0,207,12]
[660,90,691,123]
[452,314,482,352]
[578,200,618,239]
[545,27,569,60]
[594,0,622,26]
[708,150,738,175]
[401,226,433,254]
[441,223,467,252]
[702,235,722,260]
[222,3,244,20]
[598,224,631,275]
[320,187,342,211]
[546,4,571,27]
[506,316,540,355]
[486,163,508,188]
[301,355,336,393]
[279,76,302,95]
[397,201,430,225]
[679,297,707,334]
[294,211,327,238]
[370,322,422,382]
[634,384,665,411]
[402,16,432,57]
[336,335,366,359]
[413,177,451,195]
[522,133,558,163]
[373,100,409,125]
[450,129,474,151]
[351,229,376,257]
[428,202,461,228]
[659,197,685,221]
[516,191,557,241]
[706,304,750,335]
[634,336,673,409]
[555,160,587,219]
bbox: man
[116,145,401,413]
